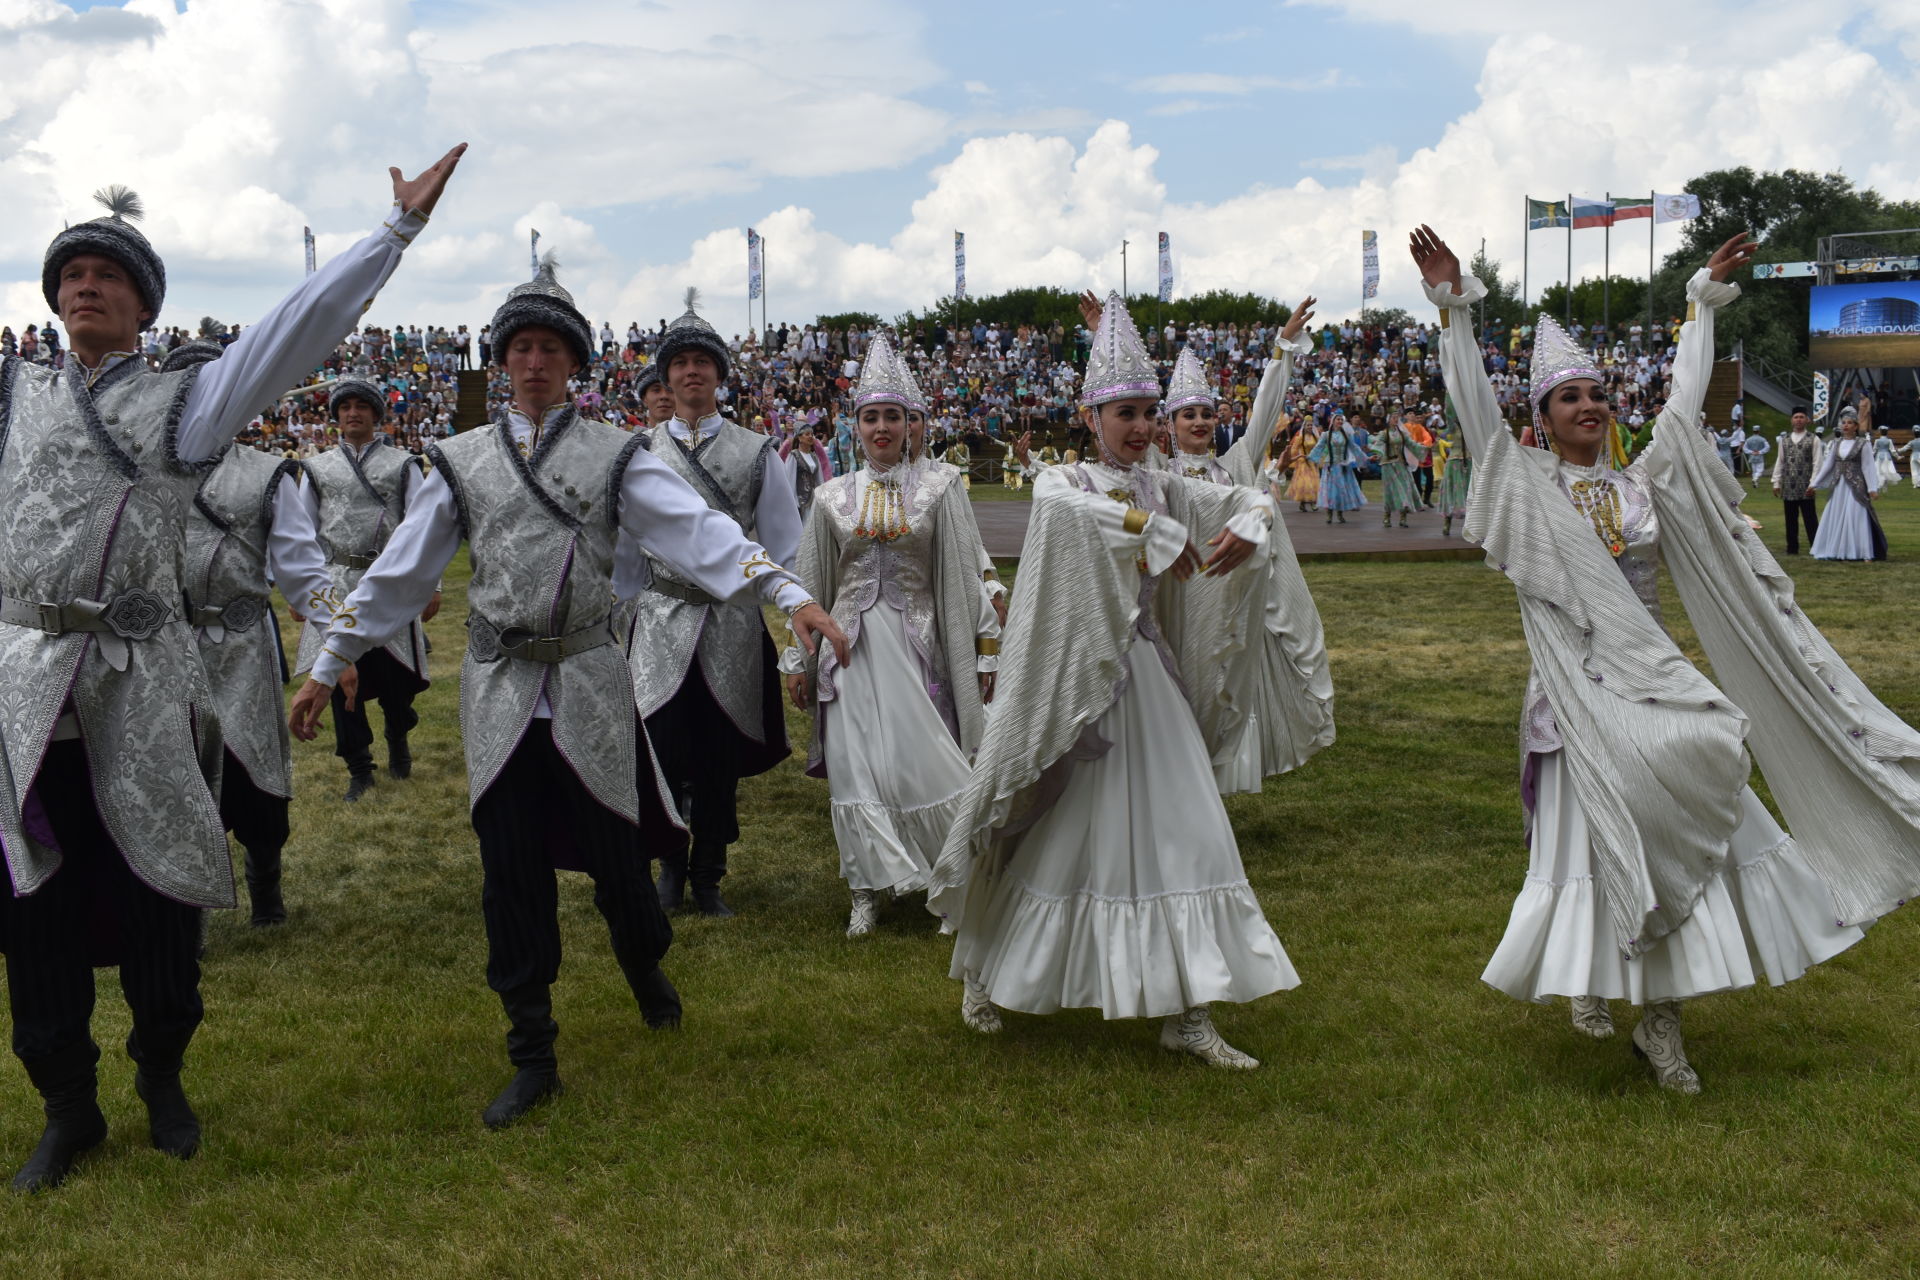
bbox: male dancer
[174,342,338,927]
[292,264,846,1128]
[0,145,463,1191]
[294,379,439,799]
[627,293,803,918]
[636,363,675,426]
[1772,406,1823,556]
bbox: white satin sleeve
[177,205,430,461]
[1032,467,1188,575]
[616,445,810,613]
[753,448,804,566]
[1423,276,1504,461]
[266,472,336,622]
[310,470,461,686]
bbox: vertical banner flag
[954,231,967,300]
[1612,197,1654,222]
[1571,197,1615,228]
[1361,229,1380,301]
[530,229,541,277]
[1654,193,1702,224]
[1157,232,1174,302]
[303,226,316,276]
[1812,373,1830,421]
[747,227,764,301]
[1526,198,1570,230]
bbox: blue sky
[8,1,1915,331]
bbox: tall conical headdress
[656,285,732,381]
[853,334,914,411]
[1163,347,1215,415]
[1081,292,1160,407]
[43,185,166,317]
[489,252,593,368]
[896,343,929,414]
[1527,314,1603,425]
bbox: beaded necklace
[1567,475,1627,557]
[853,464,911,542]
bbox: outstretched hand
[1407,226,1462,295]
[791,602,851,668]
[1707,230,1758,282]
[289,668,356,742]
[391,143,468,218]
[1012,431,1033,468]
[1281,295,1318,344]
[1203,528,1258,577]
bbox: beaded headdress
[897,346,929,416]
[1162,347,1215,416]
[853,334,914,411]
[1527,314,1604,428]
[1081,292,1160,407]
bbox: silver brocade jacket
[796,463,989,773]
[627,419,784,747]
[0,356,232,908]
[294,440,429,680]
[427,412,670,823]
[184,446,306,799]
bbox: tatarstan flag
[1612,197,1654,221]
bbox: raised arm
[177,146,466,461]
[1646,234,1755,462]
[1407,226,1507,463]
[1225,296,1315,482]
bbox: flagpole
[762,237,769,346]
[1647,191,1655,354]
[1564,192,1573,325]
[1602,191,1612,340]
[1522,195,1530,310]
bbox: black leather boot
[621,960,682,1031]
[655,852,688,913]
[483,985,563,1130]
[689,841,733,919]
[343,749,376,803]
[134,1068,201,1159]
[386,731,413,780]
[12,1044,107,1193]
[244,843,287,927]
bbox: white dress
[786,464,997,894]
[1480,460,1864,1004]
[946,462,1301,1019]
[1808,438,1884,561]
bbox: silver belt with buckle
[187,594,268,632]
[330,552,378,571]
[0,589,175,640]
[467,615,616,664]
[643,571,720,607]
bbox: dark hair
[1791,406,1810,416]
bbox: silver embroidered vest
[294,441,429,679]
[627,419,782,742]
[1777,433,1818,501]
[0,357,231,907]
[186,447,300,799]
[429,415,666,823]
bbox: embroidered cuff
[1122,508,1150,535]
[974,637,1000,656]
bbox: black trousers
[645,668,773,890]
[1782,497,1819,555]
[332,647,424,774]
[0,741,203,1069]
[469,722,673,994]
[219,751,289,852]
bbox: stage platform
[972,497,1485,563]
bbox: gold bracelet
[1122,508,1150,535]
[975,637,1000,656]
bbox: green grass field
[4,479,1919,1277]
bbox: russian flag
[1571,197,1615,229]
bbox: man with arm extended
[0,145,464,1192]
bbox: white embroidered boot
[1570,995,1615,1039]
[960,972,1002,1034]
[846,889,878,939]
[1631,1001,1701,1095]
[1160,1006,1259,1069]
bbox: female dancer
[1411,224,1920,1093]
[1281,421,1321,511]
[783,336,998,937]
[1433,399,1471,537]
[928,295,1299,1068]
[1872,425,1899,487]
[1371,413,1430,527]
[1308,412,1367,523]
[1808,408,1886,561]
[1159,311,1335,791]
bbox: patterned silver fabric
[185,446,303,798]
[627,419,783,744]
[791,464,990,772]
[927,463,1254,917]
[1776,432,1818,501]
[295,441,428,679]
[429,414,659,822]
[0,357,231,908]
